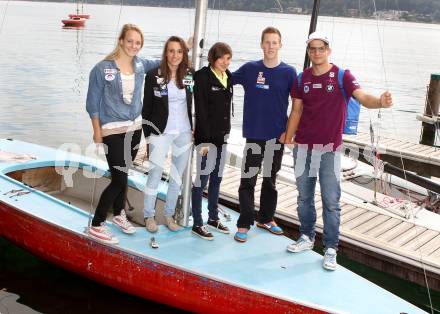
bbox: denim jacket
[86,56,160,125]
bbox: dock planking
[343,132,440,175]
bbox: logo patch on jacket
[105,74,115,81]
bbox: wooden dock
[343,132,440,177]
[134,145,440,292]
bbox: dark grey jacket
[194,66,233,146]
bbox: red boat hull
[0,202,324,314]
[62,19,85,27]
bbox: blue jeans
[293,145,341,250]
[191,145,226,227]
[143,132,192,218]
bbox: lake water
[0,1,440,313]
[1,1,440,152]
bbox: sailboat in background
[61,0,89,28]
[68,0,90,19]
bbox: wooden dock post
[419,73,440,146]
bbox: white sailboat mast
[178,0,209,226]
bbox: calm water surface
[1,1,440,313]
[1,1,440,150]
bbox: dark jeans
[237,138,283,229]
[91,129,141,227]
[191,146,226,227]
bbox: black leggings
[91,130,142,227]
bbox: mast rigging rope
[0,0,10,35]
[371,0,434,311]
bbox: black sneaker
[192,226,214,240]
[207,219,230,234]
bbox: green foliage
[24,0,440,23]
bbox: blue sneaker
[234,231,248,243]
[257,221,283,235]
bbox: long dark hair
[159,36,189,89]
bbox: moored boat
[68,13,90,19]
[0,138,426,313]
[61,17,85,28]
[62,0,89,26]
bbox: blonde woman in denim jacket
[85,24,159,244]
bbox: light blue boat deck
[0,139,426,314]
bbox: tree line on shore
[29,0,440,23]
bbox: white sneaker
[112,210,136,234]
[287,234,314,253]
[323,248,337,271]
[88,223,119,244]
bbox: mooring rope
[87,145,99,230]
[87,0,124,230]
[0,0,10,35]
[371,0,434,311]
[114,0,124,42]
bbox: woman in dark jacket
[142,36,193,233]
[191,42,233,240]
